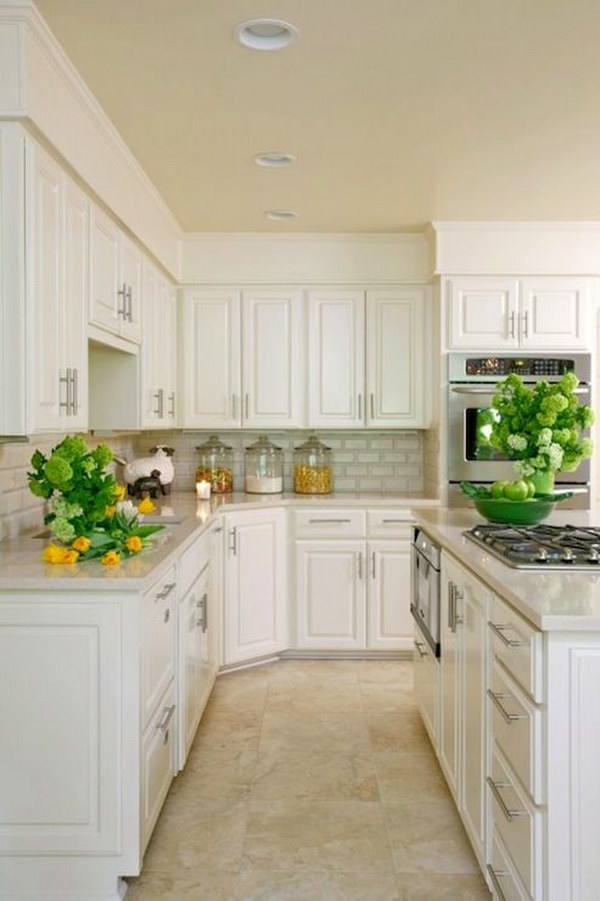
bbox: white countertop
[0,490,439,592]
[412,507,600,633]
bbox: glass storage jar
[244,436,283,494]
[195,435,234,493]
[293,434,333,494]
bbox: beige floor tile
[385,800,480,875]
[249,745,379,801]
[259,712,371,754]
[366,711,434,753]
[125,869,238,900]
[243,800,394,872]
[355,659,414,686]
[375,751,452,803]
[235,867,402,900]
[265,659,362,685]
[359,682,417,714]
[395,872,491,898]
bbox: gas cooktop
[464,523,600,570]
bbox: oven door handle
[450,386,497,395]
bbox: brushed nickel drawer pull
[487,689,528,724]
[156,703,176,733]
[488,621,529,648]
[156,582,176,601]
[487,777,526,821]
[486,864,509,901]
[308,518,352,524]
[414,639,427,659]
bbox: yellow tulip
[126,535,143,553]
[101,550,121,566]
[42,544,79,564]
[138,497,156,515]
[113,484,126,501]
[105,505,116,517]
[72,536,91,553]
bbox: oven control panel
[464,357,574,377]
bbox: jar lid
[245,435,282,453]
[195,434,232,452]
[294,433,331,452]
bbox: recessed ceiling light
[254,151,296,168]
[234,18,299,51]
[265,210,299,221]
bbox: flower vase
[530,470,555,496]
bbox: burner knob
[589,549,600,564]
[536,548,548,563]
[562,548,575,563]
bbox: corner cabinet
[446,275,592,351]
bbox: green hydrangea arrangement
[489,371,594,478]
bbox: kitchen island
[412,506,600,901]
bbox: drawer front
[488,828,530,901]
[489,748,542,898]
[489,662,543,803]
[293,508,366,539]
[367,509,413,539]
[141,681,176,852]
[142,566,177,728]
[179,529,211,598]
[489,596,543,702]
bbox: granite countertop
[412,507,600,632]
[0,490,439,592]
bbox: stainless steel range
[465,523,600,570]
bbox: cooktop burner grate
[464,523,600,569]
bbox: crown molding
[432,220,600,233]
[183,231,428,243]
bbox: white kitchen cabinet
[308,289,365,428]
[141,261,178,427]
[368,539,413,650]
[141,567,177,729]
[178,561,213,767]
[440,552,489,867]
[89,204,142,345]
[446,275,591,350]
[223,508,287,664]
[27,140,89,433]
[413,619,439,748]
[141,681,177,852]
[182,288,303,429]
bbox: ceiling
[35,0,600,233]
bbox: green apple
[525,480,536,498]
[490,480,509,499]
[504,479,529,501]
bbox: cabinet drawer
[142,566,177,728]
[293,508,366,539]
[367,509,413,539]
[179,530,211,598]
[488,828,530,901]
[488,748,543,898]
[489,596,543,702]
[489,662,543,803]
[141,680,176,852]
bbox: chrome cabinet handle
[163,608,170,623]
[382,519,408,523]
[487,689,528,724]
[156,582,176,601]
[196,592,208,632]
[414,639,427,659]
[357,552,363,580]
[156,703,176,743]
[117,283,127,318]
[486,865,509,901]
[487,776,526,821]
[168,391,175,417]
[488,621,529,648]
[357,393,363,419]
[71,368,78,415]
[153,388,165,418]
[448,581,455,630]
[59,369,71,411]
[508,310,515,340]
[308,518,351,524]
[229,527,237,555]
[371,551,376,580]
[453,586,464,626]
[522,310,529,338]
[126,286,133,322]
[370,393,375,419]
[245,393,249,419]
[231,394,237,419]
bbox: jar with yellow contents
[293,434,333,494]
[195,435,234,493]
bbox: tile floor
[126,659,491,900]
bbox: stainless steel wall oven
[447,352,592,508]
[411,527,441,656]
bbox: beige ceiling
[35,0,600,233]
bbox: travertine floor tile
[375,750,452,803]
[249,745,379,801]
[394,872,491,899]
[366,710,432,753]
[235,867,401,900]
[125,868,237,900]
[385,800,480,874]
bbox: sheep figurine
[123,446,175,496]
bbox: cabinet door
[182,289,241,428]
[447,277,519,350]
[520,277,591,349]
[413,620,439,748]
[242,289,304,427]
[366,288,429,427]
[141,681,176,853]
[27,141,65,432]
[141,570,176,729]
[368,540,412,650]
[89,205,121,335]
[119,234,143,344]
[63,178,89,430]
[178,565,213,768]
[295,540,366,649]
[308,290,365,427]
[224,509,287,664]
[439,556,460,800]
[141,261,162,427]
[163,284,178,426]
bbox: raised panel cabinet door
[366,288,429,427]
[413,620,439,748]
[308,290,365,427]
[119,234,143,344]
[242,289,304,427]
[519,277,591,349]
[141,261,162,426]
[63,177,89,431]
[295,541,367,649]
[89,204,121,335]
[26,140,65,431]
[141,681,177,853]
[141,569,176,729]
[439,555,461,800]
[224,509,287,664]
[367,540,412,650]
[447,277,519,350]
[163,284,178,426]
[182,289,241,428]
[178,566,212,768]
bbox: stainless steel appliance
[465,523,600,570]
[447,352,592,508]
[411,527,441,655]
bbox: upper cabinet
[89,206,142,345]
[182,288,304,429]
[308,287,431,428]
[141,261,178,428]
[446,276,592,351]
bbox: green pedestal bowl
[472,497,556,526]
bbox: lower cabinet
[223,508,287,665]
[413,619,439,746]
[141,681,177,852]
